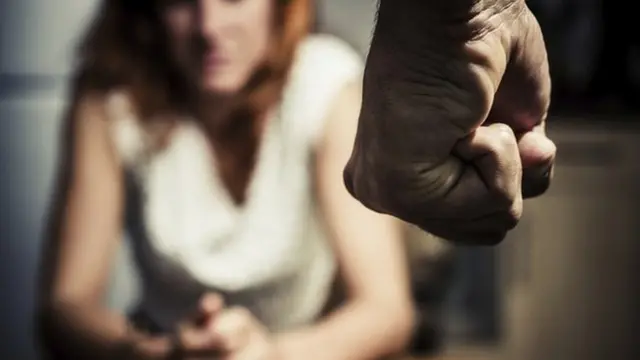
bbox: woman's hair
[72,0,312,203]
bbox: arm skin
[38,84,414,360]
[274,81,416,360]
[36,86,414,360]
[36,93,173,360]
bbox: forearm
[38,301,172,360]
[275,299,415,360]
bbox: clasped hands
[170,293,278,360]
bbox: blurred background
[0,0,638,359]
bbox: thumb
[517,131,556,198]
[517,130,556,169]
[195,293,225,326]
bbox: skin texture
[39,1,413,359]
[344,0,556,245]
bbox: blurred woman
[37,0,414,359]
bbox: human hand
[171,292,225,359]
[171,293,278,360]
[206,306,279,360]
[344,0,556,245]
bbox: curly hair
[72,0,312,203]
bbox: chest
[130,117,316,261]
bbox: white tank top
[106,35,364,332]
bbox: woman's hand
[207,306,279,360]
[171,293,226,359]
[172,293,278,360]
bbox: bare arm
[36,93,170,359]
[275,82,415,360]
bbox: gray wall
[1,1,99,359]
[500,121,640,360]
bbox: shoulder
[282,35,364,145]
[99,90,148,168]
[290,34,364,84]
[295,34,364,65]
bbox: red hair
[72,0,313,203]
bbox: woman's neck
[193,92,236,128]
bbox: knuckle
[215,308,251,341]
[487,180,518,209]
[491,186,516,207]
[504,205,522,229]
[483,126,519,178]
[491,123,517,148]
[382,160,464,222]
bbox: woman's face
[160,0,273,95]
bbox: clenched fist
[344,0,556,245]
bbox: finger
[200,293,225,313]
[185,293,225,328]
[454,123,522,208]
[175,295,225,354]
[517,127,556,169]
[517,129,556,198]
[210,307,254,354]
[176,322,217,353]
[488,7,551,134]
[422,206,521,246]
[197,293,225,324]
